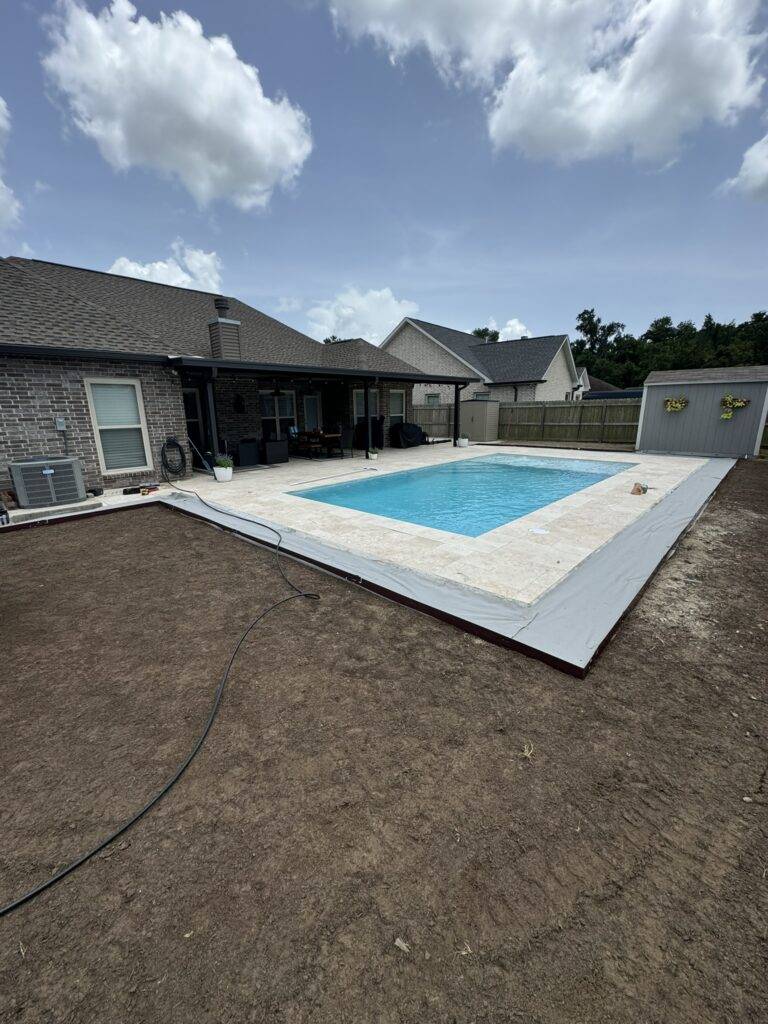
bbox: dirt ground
[1,460,766,1024]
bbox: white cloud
[276,296,302,313]
[725,132,768,199]
[331,0,765,164]
[109,241,222,291]
[306,286,419,343]
[486,316,531,341]
[43,0,312,209]
[0,97,21,230]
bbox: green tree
[571,307,768,388]
[472,326,499,342]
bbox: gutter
[0,343,479,386]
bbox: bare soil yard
[1,460,766,1023]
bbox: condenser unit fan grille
[8,457,87,508]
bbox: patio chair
[326,426,355,458]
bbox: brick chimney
[208,295,242,359]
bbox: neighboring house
[585,372,620,393]
[576,366,590,395]
[0,258,475,495]
[381,318,582,404]
[575,369,643,401]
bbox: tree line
[570,309,768,389]
[473,311,768,389]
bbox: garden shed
[636,366,768,458]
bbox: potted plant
[457,434,470,448]
[213,454,234,482]
[367,447,380,461]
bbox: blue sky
[0,0,766,343]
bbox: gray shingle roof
[408,318,569,383]
[645,366,768,385]
[1,258,461,380]
[318,338,422,374]
[587,373,620,391]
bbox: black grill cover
[391,422,426,448]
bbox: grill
[8,457,87,509]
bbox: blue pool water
[291,454,637,537]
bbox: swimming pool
[291,453,637,537]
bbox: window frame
[389,389,406,425]
[258,388,297,440]
[424,393,441,407]
[85,377,153,476]
[353,388,379,423]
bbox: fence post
[599,401,608,444]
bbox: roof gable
[396,318,573,385]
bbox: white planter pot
[367,452,378,461]
[214,466,233,482]
[457,438,469,448]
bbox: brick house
[0,258,476,496]
[380,318,582,405]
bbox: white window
[353,388,379,423]
[389,390,405,426]
[259,390,296,440]
[85,378,152,474]
[475,392,491,401]
[425,393,440,407]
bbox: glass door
[303,394,322,431]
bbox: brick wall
[0,355,191,494]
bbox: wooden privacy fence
[498,399,641,444]
[412,404,455,438]
[412,399,767,447]
[412,398,642,444]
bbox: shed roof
[645,366,768,385]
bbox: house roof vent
[209,295,241,360]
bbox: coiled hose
[0,438,320,919]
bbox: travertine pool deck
[5,443,734,672]
[179,444,709,605]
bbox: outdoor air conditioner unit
[8,456,87,509]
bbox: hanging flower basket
[663,396,688,413]
[720,393,750,421]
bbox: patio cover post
[364,381,371,458]
[205,372,220,457]
[453,383,461,446]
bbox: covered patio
[176,355,476,469]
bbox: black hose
[0,441,320,919]
[159,437,308,596]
